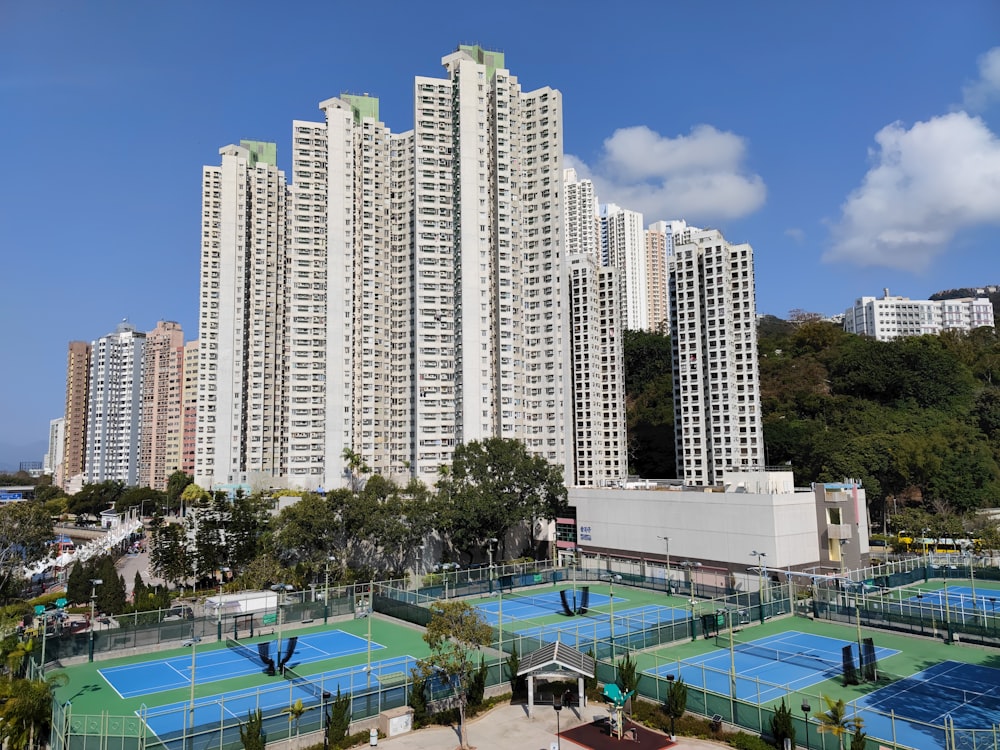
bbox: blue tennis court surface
[140,655,418,745]
[855,661,1000,750]
[904,585,998,612]
[514,605,688,647]
[648,631,898,705]
[101,629,384,698]
[476,588,613,625]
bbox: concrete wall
[570,482,823,578]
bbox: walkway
[375,702,731,750]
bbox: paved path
[375,702,730,750]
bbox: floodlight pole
[38,610,48,677]
[324,556,334,624]
[728,608,737,721]
[88,578,103,662]
[658,535,671,592]
[688,599,697,642]
[187,633,201,750]
[271,583,291,673]
[801,699,811,748]
[750,550,767,622]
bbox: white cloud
[784,228,805,243]
[962,47,1000,112]
[566,125,766,223]
[825,112,1000,271]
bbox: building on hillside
[44,418,64,477]
[645,220,697,335]
[668,229,763,485]
[140,321,185,490]
[599,204,647,331]
[844,288,995,341]
[568,471,870,587]
[59,340,91,489]
[196,46,575,491]
[84,321,146,485]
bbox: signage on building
[580,525,592,541]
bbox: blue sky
[1,1,998,467]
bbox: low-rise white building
[568,471,870,593]
[844,288,994,341]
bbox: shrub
[729,731,777,750]
[770,698,795,749]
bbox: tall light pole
[750,550,767,621]
[88,578,103,662]
[658,535,671,593]
[270,583,292,673]
[801,699,811,748]
[35,606,48,677]
[688,599,697,642]
[681,560,702,597]
[487,537,498,594]
[216,567,230,641]
[324,556,335,624]
[962,540,978,619]
[553,696,563,750]
[183,634,202,750]
[603,573,622,658]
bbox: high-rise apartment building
[140,321,184,490]
[196,46,574,491]
[59,340,91,489]
[44,417,64,477]
[567,253,628,485]
[600,204,648,331]
[563,168,598,258]
[645,220,696,335]
[85,321,146,485]
[844,288,995,341]
[668,229,763,485]
[181,340,198,477]
[196,142,287,490]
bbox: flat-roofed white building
[844,288,995,341]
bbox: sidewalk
[375,702,731,750]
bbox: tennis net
[283,665,328,702]
[726,637,843,671]
[502,590,562,609]
[226,637,263,666]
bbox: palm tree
[814,695,863,750]
[342,448,370,492]
[0,672,68,750]
[281,698,308,747]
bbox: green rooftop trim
[239,140,277,167]
[341,94,379,124]
[459,44,505,79]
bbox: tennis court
[648,631,898,704]
[514,604,689,648]
[140,654,418,748]
[903,584,1000,613]
[475,587,612,625]
[856,661,1000,750]
[99,629,383,698]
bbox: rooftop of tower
[456,44,505,77]
[340,93,379,124]
[239,140,277,167]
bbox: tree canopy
[435,437,567,562]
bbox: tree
[849,722,868,750]
[616,652,640,696]
[327,688,351,747]
[238,708,266,750]
[0,502,53,600]
[342,447,371,492]
[506,644,525,698]
[166,471,194,506]
[149,521,192,589]
[68,481,126,519]
[407,674,428,728]
[467,655,488,709]
[770,698,796,749]
[436,438,567,561]
[815,696,861,750]
[281,698,307,746]
[0,673,67,750]
[664,677,688,739]
[419,601,493,749]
